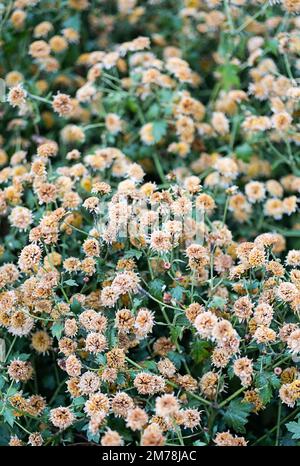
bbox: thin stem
[235,2,269,34]
[224,0,235,34]
[253,407,300,446]
[218,386,246,409]
[82,123,105,131]
[275,402,282,446]
[4,336,17,364]
[29,93,52,105]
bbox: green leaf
[142,360,157,372]
[146,103,160,120]
[235,143,253,162]
[286,420,300,439]
[51,321,64,340]
[255,371,280,404]
[170,286,184,302]
[3,407,15,427]
[167,351,185,369]
[124,249,142,260]
[170,325,184,343]
[224,399,252,433]
[152,121,167,143]
[149,279,165,298]
[73,396,85,407]
[63,13,81,31]
[208,296,226,310]
[64,279,78,287]
[218,63,240,90]
[190,341,210,364]
[70,298,81,314]
[0,375,5,390]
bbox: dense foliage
[1,0,300,447]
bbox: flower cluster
[1,0,300,448]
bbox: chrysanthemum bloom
[141,423,165,446]
[245,181,266,204]
[194,311,218,338]
[29,40,51,58]
[253,326,277,344]
[49,407,75,430]
[155,394,180,418]
[101,367,118,383]
[18,244,41,272]
[185,302,204,323]
[233,296,254,322]
[254,303,274,326]
[61,125,85,144]
[65,354,82,376]
[157,358,176,378]
[134,308,155,337]
[233,357,253,387]
[28,432,43,446]
[9,436,23,446]
[183,409,201,430]
[64,318,78,337]
[286,250,300,267]
[85,332,107,354]
[200,371,220,400]
[84,392,110,417]
[150,230,172,253]
[106,347,126,369]
[9,206,32,230]
[34,21,53,38]
[112,271,140,294]
[7,84,27,108]
[126,407,148,431]
[78,371,100,395]
[115,308,135,332]
[7,359,33,382]
[111,392,134,418]
[31,330,52,354]
[140,123,155,145]
[282,0,300,14]
[134,372,165,395]
[211,112,229,135]
[101,430,124,446]
[52,93,73,117]
[277,282,299,303]
[287,329,300,354]
[214,431,247,446]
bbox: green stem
[275,402,282,446]
[218,386,246,409]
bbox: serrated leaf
[170,286,184,302]
[142,360,157,372]
[167,351,185,369]
[171,325,184,343]
[3,407,15,427]
[148,279,165,298]
[73,396,85,407]
[124,249,142,260]
[208,296,226,310]
[218,63,240,90]
[190,340,210,364]
[286,420,300,439]
[224,399,252,433]
[70,298,81,314]
[51,321,64,340]
[255,371,280,404]
[64,279,78,287]
[152,121,167,143]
